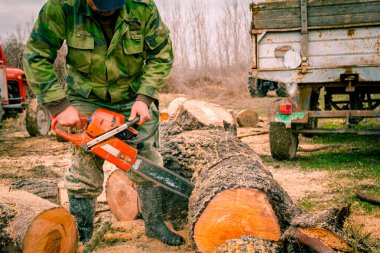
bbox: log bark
[0,190,78,253]
[11,179,59,204]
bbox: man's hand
[56,106,82,129]
[129,101,150,125]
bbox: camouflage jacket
[23,0,173,109]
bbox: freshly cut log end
[168,99,237,135]
[193,188,281,253]
[105,170,139,221]
[0,190,78,253]
[23,208,78,253]
[214,236,282,253]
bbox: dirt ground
[0,94,379,252]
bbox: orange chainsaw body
[53,108,139,172]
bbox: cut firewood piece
[105,170,140,221]
[0,190,78,253]
[297,227,352,252]
[194,188,282,253]
[167,97,187,117]
[169,99,237,135]
[11,179,59,204]
[214,236,282,253]
[236,109,259,128]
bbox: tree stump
[159,100,351,253]
[0,190,78,253]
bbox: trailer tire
[26,99,51,137]
[257,80,269,97]
[248,83,257,97]
[276,83,289,97]
[270,122,298,160]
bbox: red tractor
[0,45,51,136]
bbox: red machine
[0,46,29,123]
[53,108,193,198]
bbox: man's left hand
[129,101,151,125]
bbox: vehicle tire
[248,76,257,97]
[275,83,289,97]
[269,122,298,160]
[25,98,51,137]
[257,79,269,97]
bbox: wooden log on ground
[236,109,259,128]
[0,190,78,253]
[159,100,351,253]
[169,99,237,136]
[105,170,139,221]
[355,190,380,206]
[11,179,59,204]
[167,97,187,117]
[161,115,302,252]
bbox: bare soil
[0,94,378,252]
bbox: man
[23,0,184,246]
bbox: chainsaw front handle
[52,117,90,146]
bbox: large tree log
[159,100,351,253]
[160,126,302,252]
[0,190,78,253]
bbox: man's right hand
[55,106,82,129]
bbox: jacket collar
[76,0,133,22]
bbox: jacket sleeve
[139,3,174,100]
[23,0,67,105]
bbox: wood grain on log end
[105,170,139,221]
[194,188,281,253]
[23,208,78,253]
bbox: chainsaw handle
[51,116,89,146]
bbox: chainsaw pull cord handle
[51,116,90,146]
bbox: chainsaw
[52,108,194,199]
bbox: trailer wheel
[248,76,257,97]
[276,83,288,97]
[270,122,298,160]
[257,80,269,97]
[26,99,51,137]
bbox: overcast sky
[0,0,247,37]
